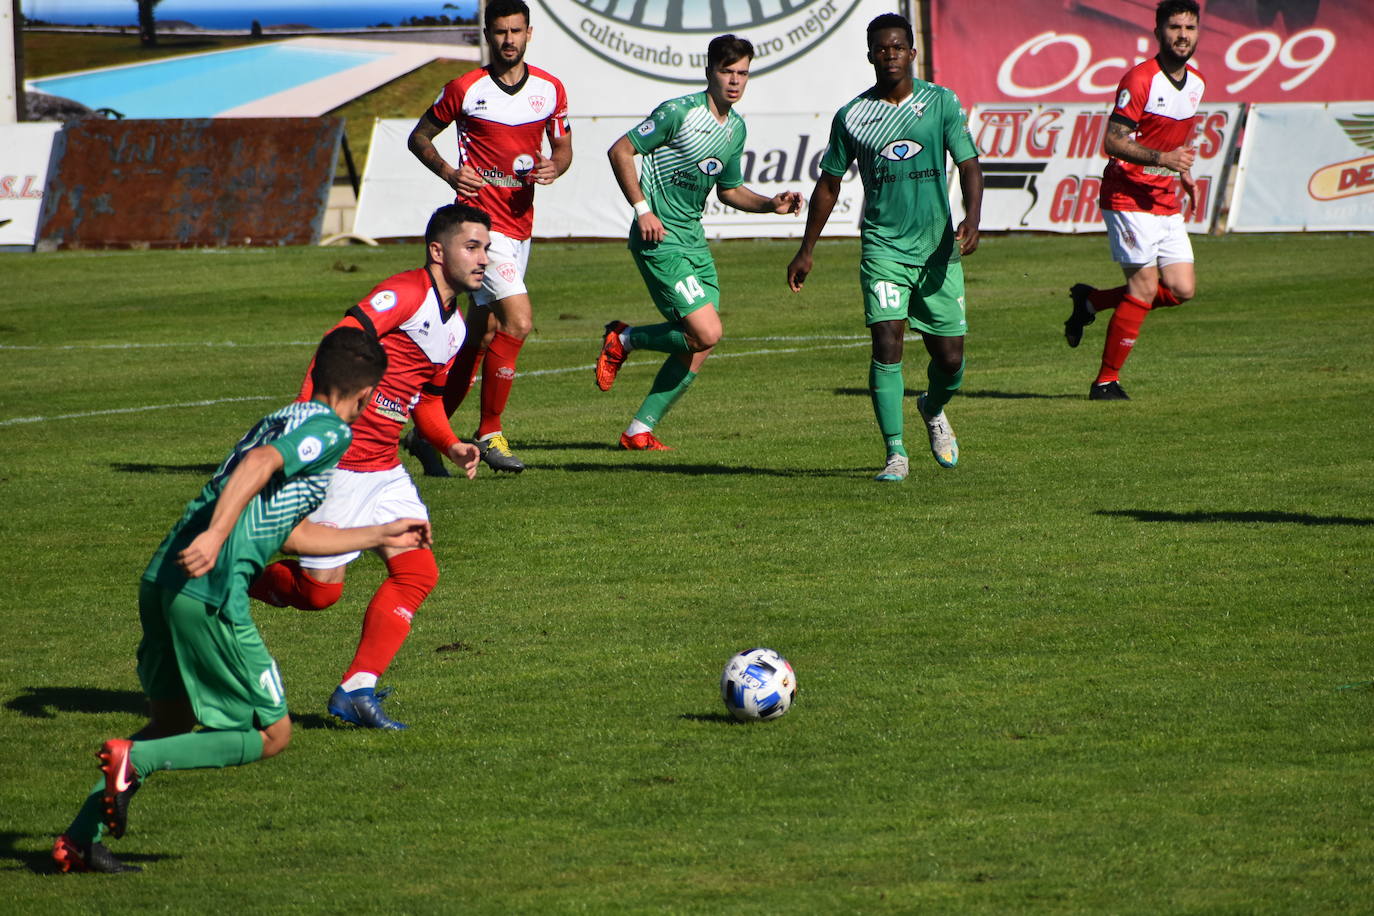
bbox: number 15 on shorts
[872,280,906,312]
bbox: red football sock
[476,330,524,439]
[1095,294,1152,384]
[1152,284,1181,308]
[341,550,437,681]
[444,340,484,417]
[249,559,343,610]
[1088,285,1128,314]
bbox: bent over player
[1063,0,1204,400]
[594,34,803,450]
[249,205,488,730]
[408,0,571,472]
[787,13,982,479]
[53,328,432,873]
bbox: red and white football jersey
[334,268,466,472]
[1099,57,1205,215]
[430,64,570,240]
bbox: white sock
[620,328,634,351]
[341,672,378,692]
[625,418,652,437]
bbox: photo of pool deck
[26,36,479,119]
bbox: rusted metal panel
[36,118,342,249]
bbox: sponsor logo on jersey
[513,154,535,178]
[370,290,398,312]
[698,157,724,175]
[297,436,322,462]
[540,0,865,83]
[879,139,923,161]
[373,391,409,422]
[529,95,547,113]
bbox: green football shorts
[859,258,968,336]
[632,245,720,321]
[137,579,288,731]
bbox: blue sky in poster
[21,0,478,29]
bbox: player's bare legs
[612,304,720,450]
[1089,261,1195,400]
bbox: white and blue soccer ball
[720,648,796,721]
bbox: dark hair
[867,13,914,49]
[424,203,491,246]
[706,34,754,71]
[311,326,387,396]
[485,0,529,30]
[1155,0,1200,28]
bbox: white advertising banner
[952,102,1243,233]
[0,123,62,247]
[355,113,864,241]
[1230,102,1374,232]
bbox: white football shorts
[1102,209,1194,268]
[298,465,428,569]
[473,230,531,307]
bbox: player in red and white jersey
[1063,0,1204,401]
[249,205,488,730]
[407,0,572,474]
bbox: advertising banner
[957,102,1242,232]
[0,123,61,247]
[930,0,1374,105]
[1230,102,1374,231]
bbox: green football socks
[923,357,965,416]
[629,322,692,354]
[869,359,907,457]
[634,357,697,428]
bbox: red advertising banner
[930,0,1374,104]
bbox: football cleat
[97,738,140,839]
[1064,283,1097,348]
[595,321,630,391]
[401,428,451,478]
[1089,380,1130,400]
[476,433,525,473]
[619,431,672,451]
[328,685,407,730]
[873,453,909,482]
[916,393,959,468]
[52,835,141,874]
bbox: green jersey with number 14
[627,91,746,253]
[820,80,978,266]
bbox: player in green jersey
[787,13,983,480]
[52,328,433,874]
[595,33,804,450]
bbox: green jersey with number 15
[820,80,979,266]
[627,91,746,253]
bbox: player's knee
[501,314,534,338]
[933,353,963,377]
[1163,280,1194,303]
[385,549,439,603]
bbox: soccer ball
[720,648,796,721]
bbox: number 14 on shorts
[674,275,706,305]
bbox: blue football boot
[327,685,407,730]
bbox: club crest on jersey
[1118,89,1131,110]
[370,290,398,312]
[698,157,724,175]
[529,95,547,113]
[879,140,923,161]
[296,436,322,462]
[513,154,535,178]
[497,262,519,285]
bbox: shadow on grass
[1097,509,1374,527]
[290,712,351,731]
[541,461,864,478]
[679,712,742,724]
[833,387,1079,400]
[0,831,171,874]
[110,462,220,475]
[5,686,145,720]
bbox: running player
[52,328,432,874]
[1063,0,1203,401]
[786,13,982,480]
[594,34,803,450]
[407,0,571,473]
[248,204,488,730]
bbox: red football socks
[249,559,342,610]
[1152,283,1182,308]
[1088,285,1127,314]
[1096,294,1152,384]
[341,550,438,681]
[476,330,525,439]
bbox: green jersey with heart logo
[820,80,979,266]
[627,91,746,253]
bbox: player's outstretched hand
[787,250,813,293]
[447,441,482,480]
[531,156,559,185]
[454,164,487,196]
[177,531,228,578]
[379,518,433,550]
[637,211,667,245]
[772,191,804,215]
[956,219,980,256]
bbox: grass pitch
[1,233,1372,911]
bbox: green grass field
[1,233,1372,911]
